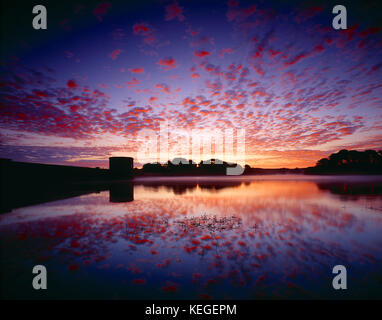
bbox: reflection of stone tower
[109,157,133,179]
[109,183,134,203]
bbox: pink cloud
[155,83,171,94]
[129,68,144,74]
[125,78,141,88]
[143,35,155,45]
[133,23,150,35]
[157,57,177,70]
[194,50,211,58]
[220,48,233,57]
[67,80,78,89]
[294,6,322,23]
[109,49,122,60]
[165,1,185,22]
[227,3,256,22]
[149,96,158,104]
[360,27,381,37]
[284,45,324,67]
[93,2,111,22]
[133,23,157,47]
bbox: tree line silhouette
[306,149,382,174]
[136,150,382,176]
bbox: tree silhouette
[307,149,382,174]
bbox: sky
[1,0,382,168]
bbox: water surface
[1,175,382,299]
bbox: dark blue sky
[1,0,382,168]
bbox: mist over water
[1,175,382,299]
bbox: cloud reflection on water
[1,176,382,299]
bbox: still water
[1,175,382,299]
